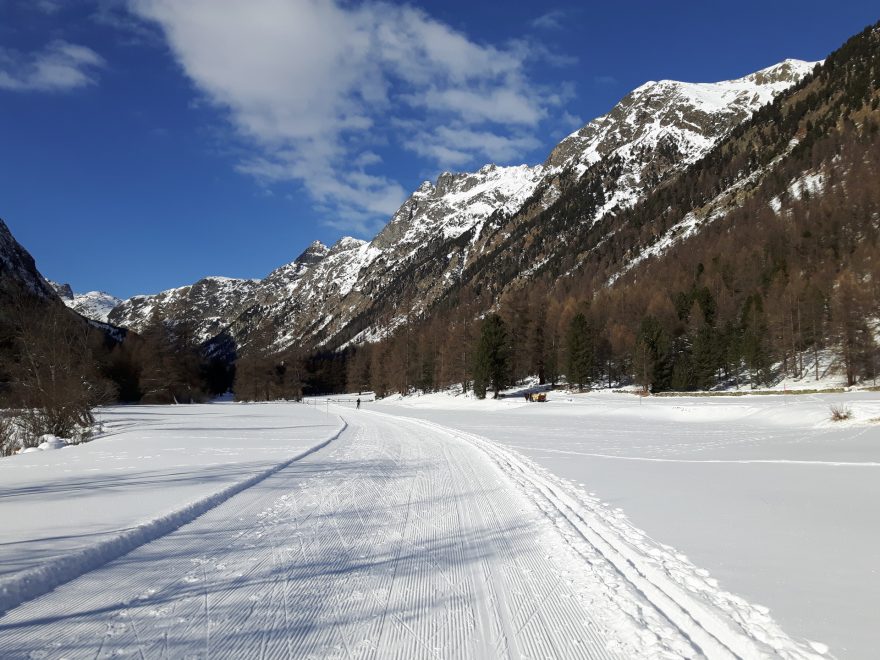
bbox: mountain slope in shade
[0,219,57,300]
[107,59,816,354]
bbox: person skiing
[356,397,361,409]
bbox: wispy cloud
[406,126,542,168]
[531,10,566,31]
[0,40,104,92]
[126,0,575,234]
[92,0,164,47]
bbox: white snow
[0,397,849,657]
[54,289,123,323]
[376,388,880,658]
[36,436,66,451]
[0,403,344,612]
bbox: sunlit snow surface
[0,396,854,658]
[377,388,880,658]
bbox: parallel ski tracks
[394,414,823,660]
[0,406,803,659]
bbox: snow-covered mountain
[106,59,816,354]
[109,276,261,344]
[548,60,816,170]
[544,59,817,208]
[48,281,122,324]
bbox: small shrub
[0,413,16,457]
[830,404,853,421]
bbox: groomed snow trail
[0,407,818,659]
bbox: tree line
[286,23,880,399]
[0,296,231,454]
[3,22,878,440]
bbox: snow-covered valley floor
[375,389,880,659]
[0,396,869,658]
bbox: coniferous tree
[473,314,509,399]
[633,315,670,392]
[740,294,772,387]
[566,312,594,390]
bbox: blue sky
[1,1,877,298]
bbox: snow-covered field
[0,403,344,611]
[0,393,872,658]
[376,389,880,659]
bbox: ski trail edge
[0,416,347,616]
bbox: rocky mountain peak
[48,280,75,300]
[329,236,366,255]
[294,240,330,266]
[109,276,260,343]
[745,58,817,86]
[545,59,817,174]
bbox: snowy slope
[49,280,122,323]
[544,59,817,215]
[373,163,547,250]
[549,60,816,173]
[108,59,815,353]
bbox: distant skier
[356,397,361,410]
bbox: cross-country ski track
[0,404,823,659]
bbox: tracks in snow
[0,420,348,617]
[389,414,826,660]
[0,407,823,659]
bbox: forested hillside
[292,21,880,398]
[4,23,879,410]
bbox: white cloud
[407,126,541,168]
[531,10,566,31]
[0,40,104,92]
[128,0,573,233]
[91,0,164,46]
[405,87,546,125]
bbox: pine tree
[633,315,671,392]
[740,294,771,387]
[566,312,594,390]
[473,314,509,399]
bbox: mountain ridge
[103,59,816,355]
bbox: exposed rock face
[294,241,330,266]
[0,219,57,300]
[109,276,260,344]
[106,60,816,354]
[48,281,75,300]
